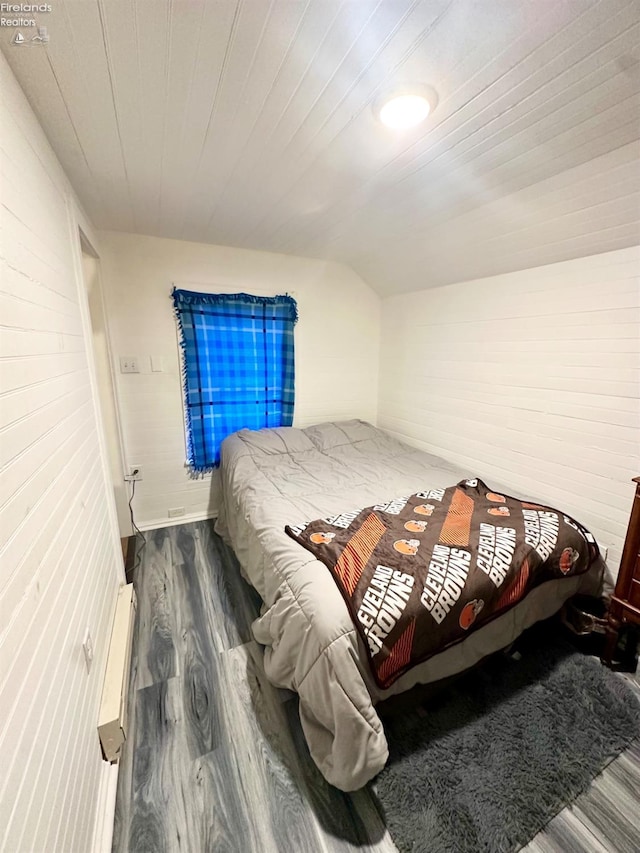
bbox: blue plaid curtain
[172,288,298,473]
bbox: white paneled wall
[99,231,380,528]
[0,53,122,852]
[378,247,640,577]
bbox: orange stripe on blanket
[376,619,415,686]
[334,513,386,596]
[496,557,530,610]
[439,488,474,546]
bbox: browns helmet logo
[309,531,336,545]
[486,492,505,503]
[459,598,484,630]
[414,504,435,516]
[488,506,510,517]
[404,519,428,533]
[393,538,420,556]
[559,547,579,575]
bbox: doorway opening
[79,234,132,559]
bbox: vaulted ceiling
[3,0,639,294]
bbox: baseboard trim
[137,510,218,532]
[92,760,119,853]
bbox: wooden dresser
[601,476,640,666]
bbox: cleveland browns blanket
[285,478,599,688]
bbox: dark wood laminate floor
[113,521,640,853]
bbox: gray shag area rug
[374,623,640,853]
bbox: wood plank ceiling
[2,0,639,294]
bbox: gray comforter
[215,420,603,791]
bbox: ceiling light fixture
[374,86,438,130]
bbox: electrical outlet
[119,356,140,374]
[168,507,185,518]
[82,628,94,673]
[124,465,143,482]
[601,545,609,562]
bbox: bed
[214,420,605,791]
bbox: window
[172,288,298,473]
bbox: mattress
[215,420,604,791]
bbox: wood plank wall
[378,246,640,577]
[0,52,122,852]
